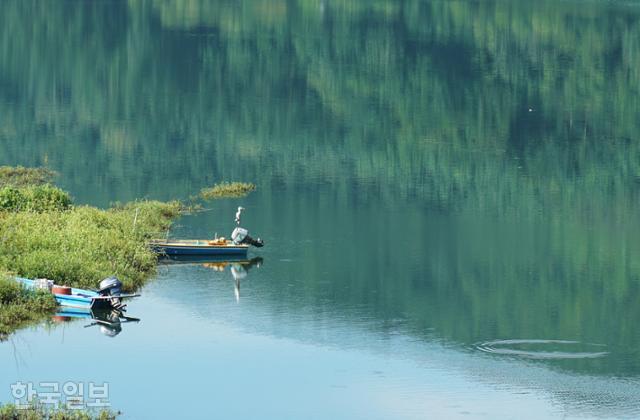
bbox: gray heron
[234,206,245,225]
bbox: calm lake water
[2,0,640,418]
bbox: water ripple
[475,339,608,360]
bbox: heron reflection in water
[201,257,263,302]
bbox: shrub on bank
[0,185,72,212]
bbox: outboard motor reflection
[86,310,140,337]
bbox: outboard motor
[231,227,264,248]
[98,277,122,296]
[98,276,126,310]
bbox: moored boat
[15,277,139,310]
[151,209,264,256]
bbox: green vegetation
[0,168,69,213]
[0,273,57,339]
[0,201,182,291]
[200,182,256,200]
[0,403,118,420]
[0,185,71,212]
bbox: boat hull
[150,240,249,256]
[158,254,254,264]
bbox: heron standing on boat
[235,206,244,225]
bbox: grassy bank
[0,167,183,336]
[0,200,182,291]
[0,403,118,419]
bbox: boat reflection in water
[53,308,141,337]
[160,255,264,301]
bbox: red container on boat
[52,285,72,295]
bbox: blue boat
[15,277,139,310]
[149,239,250,256]
[150,223,264,257]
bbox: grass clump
[0,403,118,419]
[0,166,56,187]
[0,185,72,212]
[200,182,256,199]
[0,272,57,339]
